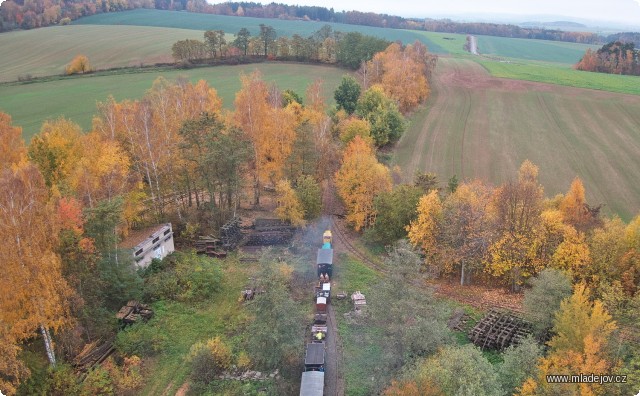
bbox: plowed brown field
[395,58,640,220]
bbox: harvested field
[395,57,640,221]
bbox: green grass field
[74,9,447,53]
[395,58,640,221]
[0,25,206,83]
[0,63,348,140]
[476,35,600,64]
[476,59,640,95]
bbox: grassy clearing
[133,256,254,396]
[0,63,348,140]
[0,25,206,83]
[395,57,640,221]
[75,9,446,53]
[476,58,640,96]
[332,255,381,396]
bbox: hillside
[0,25,204,82]
[395,58,640,221]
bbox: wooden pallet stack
[220,217,243,249]
[468,308,532,350]
[194,236,227,258]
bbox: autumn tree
[485,160,545,291]
[364,41,432,113]
[28,117,84,195]
[0,164,72,370]
[335,136,392,231]
[234,71,297,205]
[275,179,305,227]
[65,54,92,75]
[407,190,443,269]
[551,226,591,276]
[338,116,372,144]
[440,180,492,285]
[0,112,26,169]
[520,284,619,396]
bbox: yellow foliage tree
[275,179,305,227]
[560,177,591,230]
[0,112,26,170]
[0,164,72,372]
[335,136,392,231]
[28,117,84,195]
[486,160,544,290]
[519,283,619,396]
[65,54,92,75]
[549,283,616,354]
[407,190,443,263]
[552,226,591,276]
[338,117,372,144]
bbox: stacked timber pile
[220,217,243,249]
[244,218,294,246]
[195,236,227,258]
[115,300,154,325]
[468,308,532,350]
[73,339,114,373]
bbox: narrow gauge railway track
[330,216,385,273]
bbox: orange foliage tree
[363,41,434,113]
[0,164,72,372]
[65,54,92,75]
[0,112,26,169]
[335,136,391,231]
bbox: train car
[304,342,325,371]
[300,371,324,396]
[316,248,333,278]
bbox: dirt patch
[175,381,190,396]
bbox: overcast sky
[276,0,640,26]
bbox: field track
[395,57,640,220]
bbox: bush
[59,17,71,25]
[81,366,113,395]
[189,337,233,383]
[44,364,81,396]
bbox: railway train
[299,230,333,396]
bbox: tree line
[575,41,640,76]
[171,24,391,70]
[2,0,630,48]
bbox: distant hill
[521,21,587,29]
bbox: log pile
[73,339,114,373]
[253,218,295,232]
[468,308,532,350]
[244,231,293,246]
[220,217,243,249]
[115,300,154,325]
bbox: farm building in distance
[121,223,175,268]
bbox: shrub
[81,366,113,396]
[189,337,233,383]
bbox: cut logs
[115,300,154,325]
